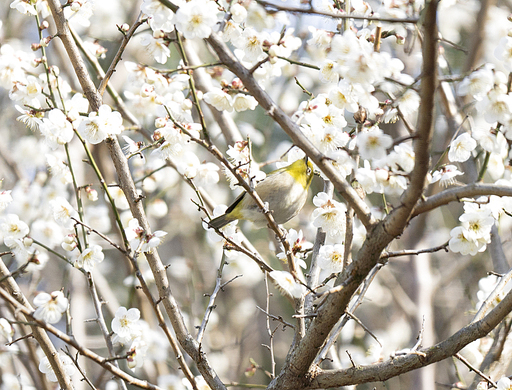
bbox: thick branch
[0,259,75,390]
[383,0,438,237]
[266,1,439,387]
[308,285,512,388]
[47,0,101,111]
[412,184,512,218]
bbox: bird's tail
[208,213,236,229]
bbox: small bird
[209,156,314,229]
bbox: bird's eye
[307,167,312,175]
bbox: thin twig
[254,0,419,23]
[256,305,295,329]
[197,256,230,344]
[344,311,382,347]
[98,12,146,95]
[380,242,449,260]
[455,353,497,388]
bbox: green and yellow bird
[209,156,314,229]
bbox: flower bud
[85,186,98,201]
[155,117,167,128]
[153,30,164,39]
[61,235,77,252]
[181,99,193,111]
[70,1,81,12]
[231,78,243,89]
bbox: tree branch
[412,184,512,218]
[308,286,512,388]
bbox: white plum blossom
[0,214,29,241]
[314,126,350,154]
[232,93,258,112]
[357,126,393,161]
[127,337,148,371]
[457,64,495,100]
[112,306,142,343]
[175,0,219,39]
[449,226,486,256]
[317,244,345,273]
[276,229,312,269]
[307,26,332,49]
[49,197,78,230]
[315,150,354,181]
[488,153,505,180]
[10,0,37,15]
[106,186,130,210]
[33,291,69,324]
[494,37,512,71]
[62,234,78,252]
[475,274,504,311]
[78,105,124,144]
[476,87,512,125]
[459,211,494,242]
[125,218,167,253]
[9,76,42,107]
[203,88,233,112]
[140,32,171,64]
[176,150,201,178]
[431,165,463,186]
[472,127,507,155]
[75,245,105,272]
[194,162,220,187]
[3,237,35,264]
[46,153,72,184]
[222,19,243,43]
[496,376,512,390]
[397,89,421,118]
[328,81,359,112]
[15,104,43,131]
[230,3,247,23]
[311,192,347,238]
[355,160,377,193]
[387,143,415,173]
[449,204,495,256]
[234,27,266,62]
[63,0,93,27]
[319,59,339,83]
[269,270,306,298]
[224,140,265,189]
[39,353,76,382]
[448,133,477,162]
[141,0,176,32]
[39,108,74,149]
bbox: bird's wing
[224,191,247,215]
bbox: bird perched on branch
[209,156,314,229]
